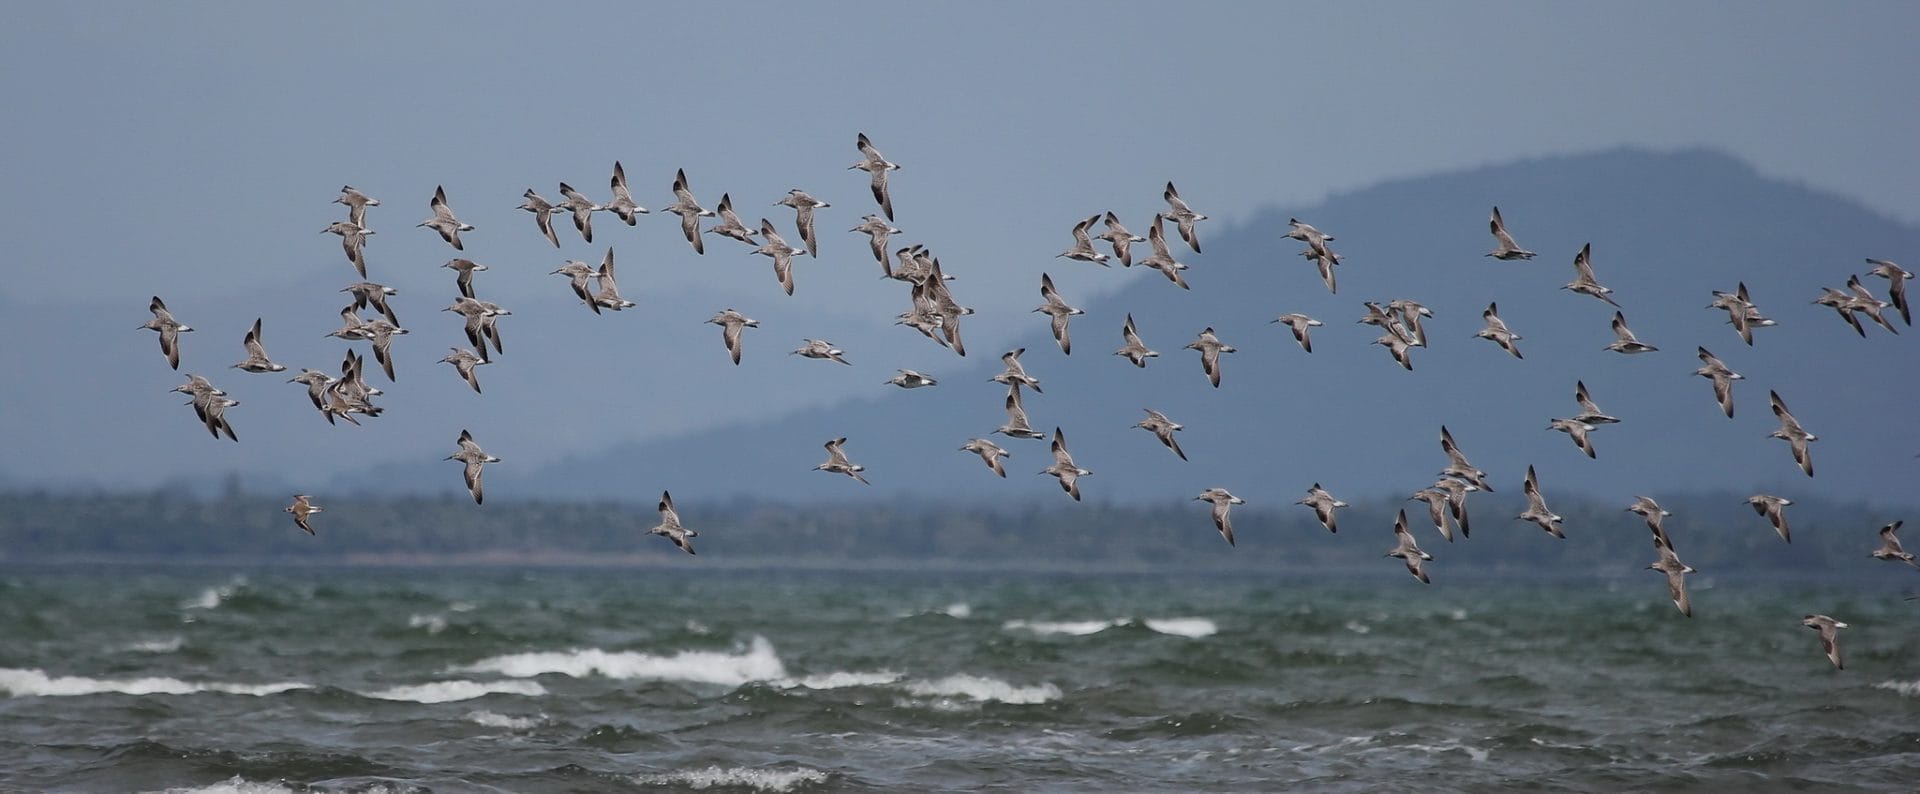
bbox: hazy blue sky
[1,3,1915,490]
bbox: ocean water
[1,565,1917,792]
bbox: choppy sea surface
[1,564,1917,792]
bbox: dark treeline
[1,489,1912,577]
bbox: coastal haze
[4,4,1920,792]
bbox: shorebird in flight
[1195,488,1245,547]
[1297,484,1347,534]
[141,296,193,370]
[1271,313,1322,353]
[417,185,474,250]
[1768,390,1817,477]
[1040,427,1091,501]
[1135,409,1187,461]
[1185,327,1235,388]
[1485,205,1535,260]
[813,437,869,485]
[284,495,322,535]
[1517,465,1565,538]
[1034,273,1084,355]
[850,132,899,221]
[1746,494,1793,543]
[333,185,379,228]
[605,161,648,226]
[1802,615,1847,670]
[665,169,716,255]
[707,309,758,365]
[1161,181,1207,253]
[445,430,499,505]
[1387,510,1433,584]
[231,318,285,373]
[650,490,697,555]
[517,189,562,248]
[960,438,1010,478]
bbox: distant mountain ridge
[492,147,1919,505]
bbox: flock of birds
[135,133,1916,671]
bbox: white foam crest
[777,671,902,690]
[938,602,971,618]
[156,776,298,794]
[629,766,828,792]
[454,636,786,686]
[1873,679,1920,697]
[1344,621,1372,635]
[1143,617,1217,638]
[448,601,477,612]
[407,613,448,635]
[465,709,545,730]
[1002,619,1119,636]
[124,637,184,653]
[1399,741,1490,762]
[180,576,246,611]
[903,674,1061,704]
[0,668,307,698]
[358,679,545,704]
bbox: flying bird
[1161,181,1207,253]
[230,318,285,373]
[1872,520,1918,569]
[1802,615,1848,670]
[605,161,648,225]
[321,221,374,276]
[1606,311,1658,354]
[1135,408,1187,461]
[517,189,562,248]
[333,185,379,228]
[1096,212,1146,267]
[444,430,500,505]
[994,387,1047,440]
[1057,214,1111,266]
[1114,313,1158,368]
[1137,214,1191,289]
[791,338,850,365]
[1768,390,1817,477]
[1040,427,1091,501]
[555,182,600,243]
[1866,258,1912,325]
[960,438,1011,478]
[814,437,869,484]
[706,309,758,365]
[1387,510,1433,584]
[1517,466,1565,538]
[849,132,899,221]
[283,495,322,535]
[886,369,937,389]
[1271,313,1322,353]
[664,169,716,254]
[439,347,488,394]
[1485,205,1535,260]
[776,189,829,258]
[1694,347,1743,418]
[1648,542,1696,617]
[1033,273,1084,355]
[650,490,698,555]
[1185,327,1236,388]
[754,219,805,295]
[1746,494,1793,543]
[708,194,757,247]
[1562,243,1620,306]
[1297,484,1347,534]
[1474,302,1524,359]
[1547,418,1598,459]
[1572,381,1619,425]
[417,185,474,250]
[1195,488,1245,547]
[141,296,193,370]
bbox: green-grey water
[2,565,1917,792]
